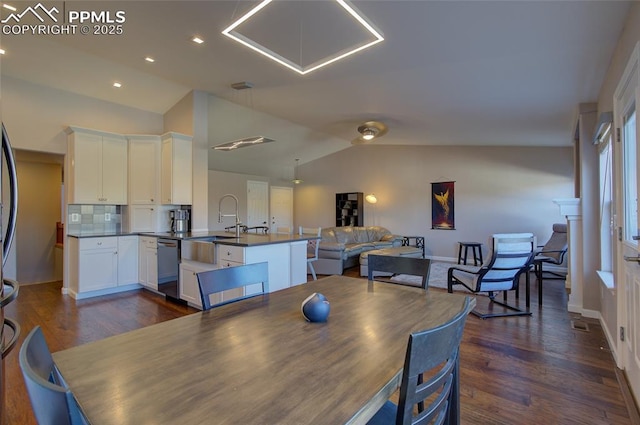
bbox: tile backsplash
[67,205,122,234]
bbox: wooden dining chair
[299,226,321,280]
[367,255,431,289]
[196,262,269,310]
[367,297,472,425]
[19,326,89,425]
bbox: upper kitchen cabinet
[161,132,192,205]
[66,127,128,205]
[128,135,160,204]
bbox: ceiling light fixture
[222,0,384,75]
[353,121,388,144]
[292,159,303,184]
[113,82,122,88]
[192,36,204,44]
[213,136,274,151]
[2,4,16,11]
[361,128,377,141]
[145,56,155,63]
[365,194,377,204]
[213,82,275,152]
[0,49,5,55]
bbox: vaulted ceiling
[0,1,632,167]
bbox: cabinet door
[79,249,118,292]
[71,132,102,204]
[146,245,158,289]
[130,206,157,232]
[117,236,139,285]
[179,263,203,308]
[139,238,148,286]
[129,138,159,204]
[171,137,192,204]
[101,135,128,204]
[160,138,173,204]
[161,135,192,205]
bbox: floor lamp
[366,193,378,226]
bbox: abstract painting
[431,181,455,230]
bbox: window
[623,108,637,244]
[598,127,614,272]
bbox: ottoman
[359,246,423,277]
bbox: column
[553,198,582,313]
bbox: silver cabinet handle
[624,256,640,263]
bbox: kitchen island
[66,231,318,304]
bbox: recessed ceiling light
[113,82,122,88]
[192,36,204,44]
[145,57,155,63]
[2,4,16,11]
[0,49,5,55]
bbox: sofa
[314,226,404,275]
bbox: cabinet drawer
[218,245,244,263]
[79,237,117,250]
[219,259,243,269]
[140,236,157,249]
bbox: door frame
[613,41,640,396]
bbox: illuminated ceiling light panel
[145,56,155,63]
[222,0,384,75]
[213,136,274,151]
[2,4,16,11]
[0,49,5,55]
[113,82,122,88]
[192,36,204,44]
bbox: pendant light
[292,159,303,184]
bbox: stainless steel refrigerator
[0,123,20,424]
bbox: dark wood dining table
[53,275,473,425]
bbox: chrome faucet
[218,194,242,237]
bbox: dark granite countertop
[67,230,318,247]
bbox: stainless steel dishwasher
[157,238,180,301]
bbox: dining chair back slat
[196,262,269,310]
[19,326,89,425]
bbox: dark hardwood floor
[4,268,636,424]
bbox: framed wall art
[431,181,455,230]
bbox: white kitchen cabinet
[117,236,139,285]
[66,126,128,204]
[180,260,242,309]
[139,236,158,290]
[128,135,160,204]
[130,205,157,232]
[161,132,192,205]
[67,236,141,298]
[216,243,292,294]
[76,237,118,292]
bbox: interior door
[270,186,293,232]
[247,181,269,228]
[614,42,639,400]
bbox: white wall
[2,76,163,153]
[207,94,346,178]
[295,144,573,260]
[208,170,269,231]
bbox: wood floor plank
[2,268,635,424]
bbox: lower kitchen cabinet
[138,236,158,290]
[68,235,141,299]
[118,236,139,285]
[216,243,296,293]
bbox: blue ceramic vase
[301,292,330,322]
